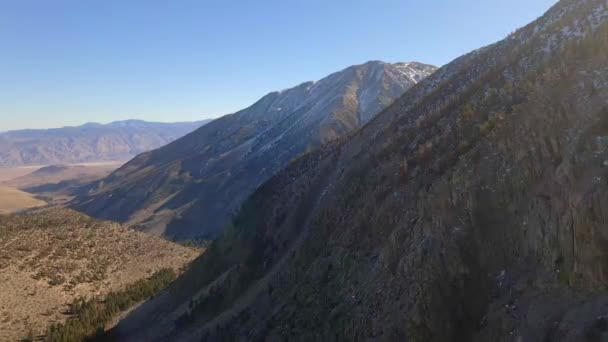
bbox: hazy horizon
[0,118,212,133]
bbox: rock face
[103,1,608,341]
[72,61,437,239]
[0,119,209,167]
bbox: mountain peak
[73,59,437,239]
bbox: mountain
[0,208,200,341]
[0,119,210,167]
[101,1,608,341]
[72,61,437,239]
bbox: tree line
[42,268,176,342]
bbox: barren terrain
[0,185,46,214]
[1,161,123,190]
[0,166,41,182]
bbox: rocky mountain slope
[0,208,200,341]
[0,119,209,167]
[104,1,608,341]
[72,61,437,239]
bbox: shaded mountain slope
[0,119,209,167]
[106,1,608,341]
[72,61,437,239]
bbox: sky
[0,0,557,131]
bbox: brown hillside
[0,185,46,214]
[0,208,200,341]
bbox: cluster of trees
[44,268,176,342]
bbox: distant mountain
[72,61,437,239]
[100,1,608,341]
[0,119,211,167]
[32,164,70,175]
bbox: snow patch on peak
[391,62,438,83]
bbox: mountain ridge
[72,60,437,239]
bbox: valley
[0,166,41,183]
[2,0,607,341]
[0,161,124,214]
[0,185,46,214]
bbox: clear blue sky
[0,0,557,130]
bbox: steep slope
[72,61,437,239]
[0,208,200,341]
[106,1,608,341]
[0,119,209,167]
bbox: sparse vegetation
[415,141,434,164]
[478,112,504,136]
[0,208,200,341]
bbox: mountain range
[0,119,210,167]
[72,61,437,239]
[99,0,608,341]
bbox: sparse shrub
[21,328,34,342]
[460,104,476,122]
[558,270,573,286]
[416,113,433,129]
[479,113,504,136]
[48,273,66,286]
[16,244,32,252]
[399,159,409,182]
[416,142,434,164]
[458,140,471,154]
